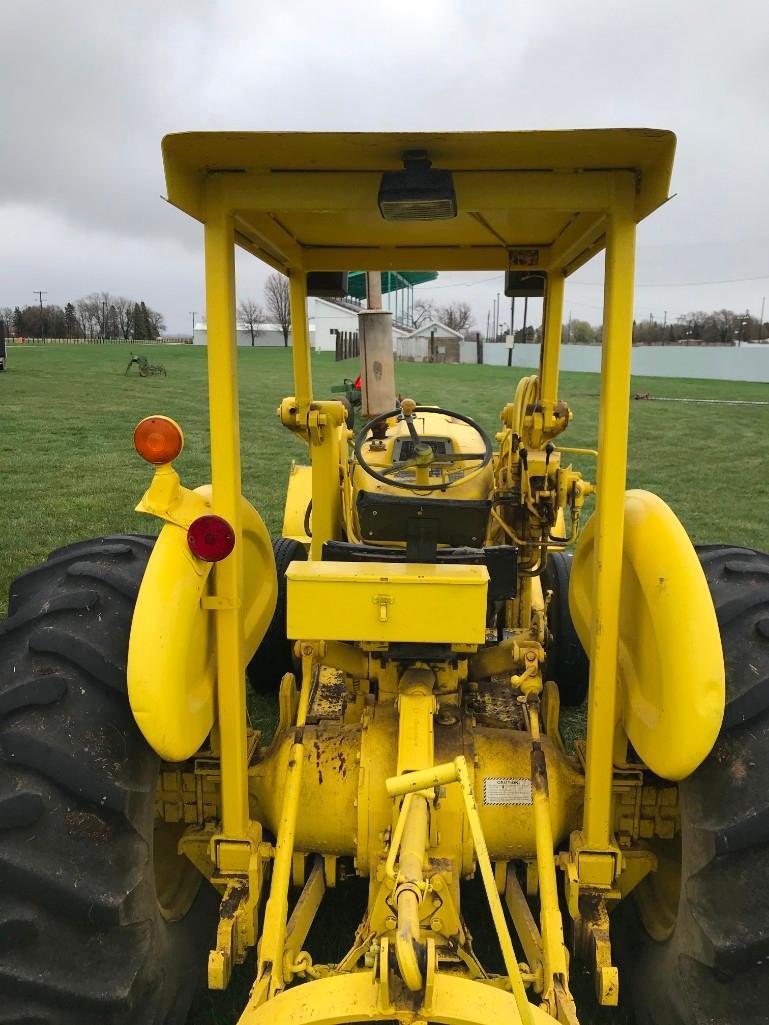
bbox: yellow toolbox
[286,561,489,644]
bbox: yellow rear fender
[570,489,724,781]
[128,488,277,761]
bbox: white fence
[478,342,769,383]
[8,336,187,346]
[395,335,429,361]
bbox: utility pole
[568,310,572,344]
[189,311,197,342]
[102,299,107,339]
[33,290,47,340]
[508,296,515,367]
[495,292,500,342]
[760,296,766,342]
[522,297,528,346]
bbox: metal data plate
[483,777,533,806]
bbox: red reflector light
[134,416,184,465]
[187,515,235,563]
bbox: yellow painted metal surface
[286,561,488,643]
[538,270,565,414]
[307,402,347,561]
[162,130,675,276]
[570,489,724,781]
[238,969,558,1025]
[129,523,214,761]
[204,182,253,837]
[289,272,313,412]
[250,698,582,863]
[351,408,493,513]
[282,463,312,543]
[580,181,637,851]
[129,490,277,761]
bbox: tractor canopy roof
[161,129,675,275]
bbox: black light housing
[378,151,457,221]
[306,272,349,298]
[504,271,547,298]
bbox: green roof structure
[346,271,437,327]
[346,271,437,298]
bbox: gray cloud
[1,0,767,332]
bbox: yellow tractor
[1,130,765,1025]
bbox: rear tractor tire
[247,536,308,692]
[619,546,769,1025]
[0,536,218,1025]
[542,550,589,706]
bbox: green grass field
[2,343,768,1024]
[3,344,769,617]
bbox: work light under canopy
[377,151,457,221]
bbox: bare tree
[96,291,113,337]
[113,296,132,339]
[76,295,100,339]
[438,301,473,334]
[706,309,740,344]
[238,298,267,346]
[264,273,291,346]
[413,298,436,328]
[145,306,166,338]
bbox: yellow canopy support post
[306,401,345,562]
[538,270,565,415]
[289,272,312,413]
[204,179,249,838]
[582,175,637,853]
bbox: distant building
[397,320,463,363]
[193,296,410,351]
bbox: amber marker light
[134,416,184,465]
[187,515,235,562]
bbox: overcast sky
[1,0,768,335]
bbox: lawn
[2,344,768,617]
[1,343,768,1024]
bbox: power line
[417,271,769,291]
[573,272,769,288]
[416,275,499,291]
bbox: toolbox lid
[285,560,489,586]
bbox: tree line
[627,309,767,346]
[483,308,769,346]
[1,293,166,340]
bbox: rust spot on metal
[531,747,549,797]
[219,882,248,919]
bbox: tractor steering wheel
[353,398,493,492]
